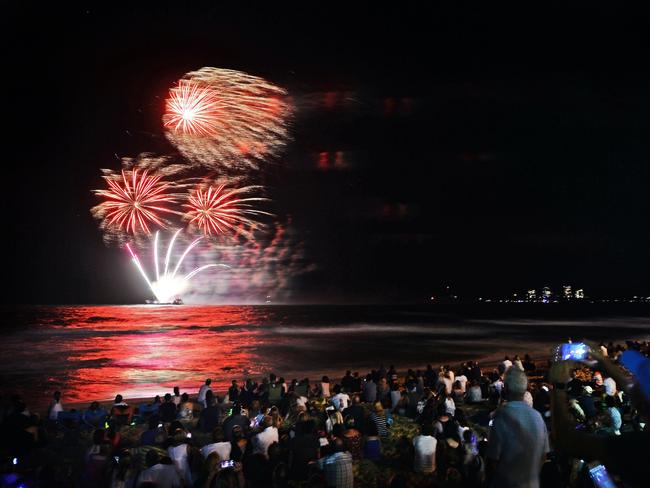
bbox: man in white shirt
[513,355,524,371]
[500,356,513,372]
[168,438,192,486]
[492,377,504,397]
[137,451,182,488]
[331,386,350,411]
[456,373,468,393]
[467,381,483,403]
[413,423,437,473]
[200,428,232,460]
[198,378,212,407]
[252,416,279,457]
[443,393,456,417]
[487,368,549,488]
[48,391,64,421]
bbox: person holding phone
[252,415,279,458]
[222,404,249,442]
[548,342,650,488]
[140,417,165,447]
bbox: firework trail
[126,230,228,303]
[163,67,293,172]
[184,184,271,239]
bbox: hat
[583,385,593,394]
[619,350,650,401]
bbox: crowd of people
[0,339,649,487]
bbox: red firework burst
[96,169,177,234]
[163,80,220,136]
[184,185,268,237]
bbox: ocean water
[1,304,650,409]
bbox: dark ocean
[1,304,649,409]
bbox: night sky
[5,4,650,304]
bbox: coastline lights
[125,230,228,303]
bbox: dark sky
[4,3,650,304]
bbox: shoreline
[58,350,553,415]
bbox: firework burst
[91,154,195,243]
[163,80,221,136]
[163,67,293,172]
[93,168,176,235]
[184,184,271,239]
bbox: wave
[470,317,650,329]
[271,323,484,336]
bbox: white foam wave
[271,324,481,335]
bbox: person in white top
[500,356,513,372]
[137,450,181,488]
[513,355,524,371]
[413,423,437,473]
[492,377,504,396]
[252,416,279,457]
[456,374,468,393]
[167,432,193,486]
[201,428,232,460]
[49,391,64,421]
[487,368,549,488]
[197,379,212,408]
[443,393,456,417]
[467,380,483,403]
[331,386,350,411]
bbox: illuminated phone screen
[589,464,616,488]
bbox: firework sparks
[126,230,228,303]
[163,80,221,136]
[92,168,177,235]
[184,184,271,239]
[91,154,198,243]
[163,67,293,172]
[179,219,316,303]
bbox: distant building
[527,289,537,301]
[542,286,552,303]
[563,285,572,300]
[575,289,584,299]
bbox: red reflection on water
[11,306,275,407]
